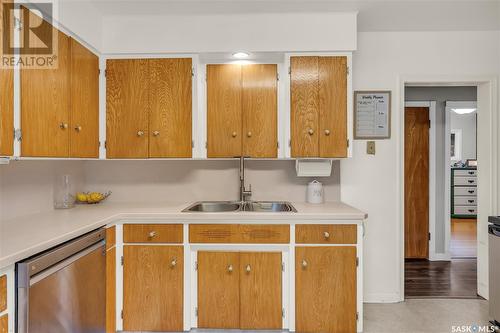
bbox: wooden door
[0,0,13,156]
[239,252,282,330]
[207,64,242,157]
[405,107,429,259]
[242,64,278,158]
[123,245,183,332]
[290,56,319,157]
[319,56,348,157]
[149,58,192,157]
[21,28,70,157]
[197,251,240,329]
[295,246,357,333]
[106,59,149,158]
[69,38,99,158]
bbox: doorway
[403,86,479,299]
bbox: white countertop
[0,201,366,269]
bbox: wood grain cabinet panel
[0,314,7,333]
[296,224,357,244]
[123,224,183,243]
[69,38,99,158]
[198,251,240,329]
[290,56,348,158]
[239,252,282,330]
[189,224,289,243]
[295,246,357,333]
[123,245,183,332]
[106,59,150,158]
[0,274,6,312]
[149,58,192,157]
[0,0,13,156]
[105,247,116,333]
[21,28,70,157]
[242,64,278,157]
[207,64,242,157]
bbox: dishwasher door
[489,223,500,325]
[17,228,106,333]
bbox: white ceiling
[86,0,500,32]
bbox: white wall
[57,1,103,51]
[343,31,500,302]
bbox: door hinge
[195,307,198,317]
[14,128,22,141]
[428,232,431,241]
[121,310,123,319]
[282,308,285,318]
[356,311,359,321]
[356,257,359,267]
[120,256,124,266]
[429,120,431,128]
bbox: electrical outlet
[367,141,376,155]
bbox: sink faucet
[239,156,252,202]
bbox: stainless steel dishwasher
[16,228,106,333]
[489,217,500,327]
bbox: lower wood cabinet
[295,246,357,333]
[197,251,282,330]
[123,245,183,332]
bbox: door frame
[399,76,498,301]
[404,101,437,260]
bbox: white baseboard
[429,252,451,261]
[364,293,402,303]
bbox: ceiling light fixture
[232,52,250,59]
[451,108,477,114]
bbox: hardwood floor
[451,218,477,258]
[405,259,478,298]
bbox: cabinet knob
[153,130,160,136]
[137,130,145,137]
[324,129,331,136]
[246,264,251,273]
[59,122,68,129]
[247,131,252,138]
[308,129,314,135]
[228,264,234,272]
[74,125,82,132]
[301,260,308,268]
[232,132,237,138]
[148,231,156,238]
[323,231,330,239]
[170,258,177,268]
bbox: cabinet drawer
[454,196,477,206]
[296,224,357,244]
[454,206,477,215]
[123,224,183,243]
[454,177,477,186]
[454,187,477,196]
[189,224,290,244]
[0,274,6,313]
[454,169,477,177]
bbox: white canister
[307,180,324,204]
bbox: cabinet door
[319,56,347,157]
[239,252,282,330]
[290,56,319,157]
[123,245,183,332]
[21,28,70,157]
[149,58,192,157]
[197,251,240,329]
[242,64,278,158]
[69,38,99,158]
[106,59,149,158]
[207,64,242,157]
[295,246,357,333]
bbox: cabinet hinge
[195,261,198,271]
[276,72,280,81]
[356,257,359,267]
[192,140,194,148]
[205,141,208,149]
[191,66,195,77]
[347,139,350,148]
[356,311,359,321]
[288,66,291,75]
[346,66,350,75]
[288,139,291,148]
[98,69,101,75]
[282,308,285,318]
[120,256,124,266]
[14,128,22,141]
[104,69,108,77]
[104,140,107,149]
[195,307,198,317]
[281,262,285,272]
[428,120,431,128]
[121,310,123,319]
[277,141,279,149]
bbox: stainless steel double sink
[182,201,297,213]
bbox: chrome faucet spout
[239,156,252,202]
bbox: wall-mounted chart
[354,91,391,139]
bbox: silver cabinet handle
[228,264,233,272]
[170,258,177,268]
[246,264,251,273]
[323,231,330,239]
[301,260,308,268]
[148,231,156,238]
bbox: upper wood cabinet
[207,64,277,158]
[290,56,348,158]
[0,0,13,156]
[20,23,99,158]
[106,58,192,159]
[295,246,357,333]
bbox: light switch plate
[367,141,376,155]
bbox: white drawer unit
[452,168,477,218]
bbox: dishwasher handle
[489,224,500,236]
